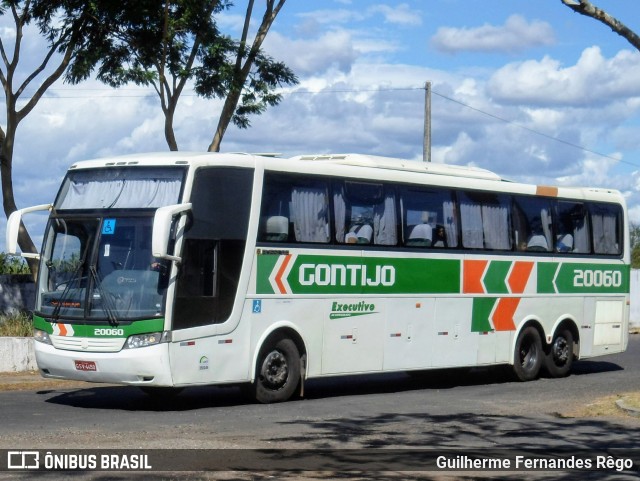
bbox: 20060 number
[573,269,622,288]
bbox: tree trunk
[0,120,39,279]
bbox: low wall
[0,337,37,372]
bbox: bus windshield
[55,167,183,210]
[37,215,169,322]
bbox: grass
[560,392,640,419]
[0,312,33,337]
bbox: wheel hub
[553,337,569,363]
[261,351,288,388]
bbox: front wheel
[512,326,543,382]
[253,336,300,404]
[544,328,574,378]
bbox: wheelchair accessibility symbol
[102,219,117,235]
[252,300,262,313]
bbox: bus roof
[69,152,502,181]
[66,151,624,204]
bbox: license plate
[74,360,97,372]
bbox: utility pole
[423,81,431,162]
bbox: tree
[559,1,640,51]
[207,0,291,152]
[0,0,110,276]
[560,1,640,267]
[81,0,297,151]
[631,223,640,269]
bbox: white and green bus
[7,152,630,402]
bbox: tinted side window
[512,196,553,253]
[259,174,330,243]
[590,203,622,255]
[459,192,511,250]
[334,181,397,246]
[555,201,590,254]
[400,187,458,248]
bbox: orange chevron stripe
[58,323,68,336]
[492,298,520,331]
[463,259,488,294]
[275,254,293,294]
[507,261,534,294]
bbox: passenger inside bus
[433,225,447,247]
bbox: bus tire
[544,328,574,378]
[254,336,300,404]
[512,326,543,382]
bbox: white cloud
[296,3,422,27]
[367,4,422,26]
[487,47,640,106]
[431,14,555,54]
[264,30,358,75]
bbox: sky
[2,0,640,250]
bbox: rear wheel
[544,328,574,378]
[253,336,300,404]
[512,326,543,381]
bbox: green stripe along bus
[6,152,630,402]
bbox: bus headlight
[124,331,170,349]
[34,329,52,345]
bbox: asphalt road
[0,336,639,480]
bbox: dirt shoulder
[0,370,95,391]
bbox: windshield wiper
[89,265,119,327]
[51,255,86,322]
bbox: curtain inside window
[291,187,329,243]
[592,211,618,254]
[373,194,397,245]
[333,187,346,243]
[460,201,483,248]
[57,169,183,209]
[443,201,458,247]
[482,204,510,249]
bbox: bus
[6,152,630,403]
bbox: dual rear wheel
[513,326,574,381]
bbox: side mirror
[152,203,192,262]
[6,204,52,259]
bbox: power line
[431,90,632,167]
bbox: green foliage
[83,0,297,142]
[0,253,31,275]
[631,223,640,269]
[0,312,33,337]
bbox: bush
[0,312,33,337]
[0,253,30,275]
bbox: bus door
[169,167,253,384]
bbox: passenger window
[512,196,553,252]
[259,175,330,243]
[459,192,511,250]
[555,202,590,254]
[334,181,397,246]
[590,203,622,255]
[400,187,458,248]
